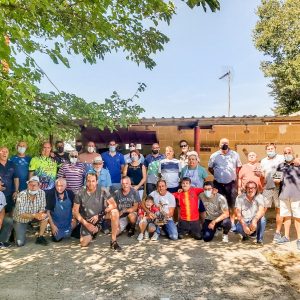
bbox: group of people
[0,138,299,251]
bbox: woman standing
[123,150,146,199]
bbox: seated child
[173,177,205,240]
[137,196,159,241]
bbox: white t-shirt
[149,190,176,220]
[159,158,181,188]
[0,191,6,212]
[261,154,284,189]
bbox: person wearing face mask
[102,140,125,190]
[78,141,101,171]
[13,176,48,246]
[123,150,146,200]
[235,181,266,244]
[124,143,145,164]
[75,140,84,154]
[260,143,285,242]
[91,156,111,191]
[57,150,86,193]
[53,140,70,167]
[208,138,242,230]
[46,178,76,242]
[144,143,165,195]
[274,147,300,249]
[200,181,231,243]
[178,140,192,168]
[10,141,31,192]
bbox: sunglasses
[180,144,188,148]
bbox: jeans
[14,221,28,247]
[157,220,178,240]
[202,218,231,242]
[0,216,13,242]
[236,216,266,242]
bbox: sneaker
[110,240,122,251]
[127,227,135,237]
[151,232,159,241]
[178,234,184,239]
[273,232,281,242]
[0,242,12,249]
[103,229,110,235]
[230,224,237,233]
[297,240,300,250]
[137,233,144,241]
[257,240,264,245]
[222,234,229,243]
[35,236,48,246]
[276,236,290,244]
[144,231,149,240]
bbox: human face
[93,161,103,170]
[247,152,257,164]
[121,177,131,192]
[180,142,189,153]
[0,147,9,161]
[151,143,160,155]
[42,143,52,157]
[109,141,117,153]
[56,180,66,194]
[219,138,229,151]
[181,180,191,192]
[245,183,257,199]
[86,175,98,191]
[56,142,64,153]
[28,181,40,192]
[165,147,174,159]
[129,143,136,151]
[130,152,139,162]
[157,181,167,195]
[145,199,154,209]
[188,155,198,168]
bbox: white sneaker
[144,231,149,240]
[222,234,229,243]
[151,232,159,241]
[137,233,144,241]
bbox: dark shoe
[178,234,184,239]
[193,234,203,240]
[242,236,249,242]
[257,240,263,245]
[0,242,12,249]
[110,240,122,251]
[127,227,135,237]
[51,236,62,243]
[35,236,48,246]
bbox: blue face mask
[109,146,116,152]
[267,151,276,158]
[284,154,294,162]
[204,190,212,198]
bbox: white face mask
[87,146,95,153]
[18,147,26,154]
[204,190,212,198]
[28,190,39,195]
[131,156,139,162]
[70,157,77,164]
[129,146,135,151]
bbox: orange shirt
[238,163,263,192]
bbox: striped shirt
[159,158,181,188]
[13,189,46,223]
[57,162,86,193]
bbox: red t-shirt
[173,187,203,221]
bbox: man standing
[78,141,101,166]
[144,143,165,195]
[208,138,242,228]
[0,184,13,248]
[29,142,57,191]
[275,147,300,249]
[149,179,178,241]
[124,142,144,164]
[113,176,140,237]
[53,140,70,166]
[13,176,48,246]
[200,181,231,243]
[57,150,86,193]
[10,140,31,192]
[0,147,19,214]
[260,143,284,242]
[46,178,76,242]
[72,173,121,250]
[235,181,266,244]
[102,140,125,190]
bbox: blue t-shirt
[10,155,31,191]
[0,161,18,196]
[102,151,125,184]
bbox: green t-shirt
[147,160,160,184]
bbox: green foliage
[0,0,220,143]
[253,0,300,115]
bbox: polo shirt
[10,155,31,191]
[102,151,125,184]
[0,161,18,196]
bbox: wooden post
[194,126,200,154]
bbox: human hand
[208,221,215,230]
[242,224,251,235]
[86,223,98,234]
[88,215,99,225]
[51,224,58,235]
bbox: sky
[36,0,274,118]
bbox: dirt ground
[1,212,300,300]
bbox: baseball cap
[93,156,103,164]
[27,176,40,184]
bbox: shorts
[213,180,237,208]
[279,198,300,218]
[263,188,280,208]
[119,212,137,232]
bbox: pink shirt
[238,163,263,192]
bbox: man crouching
[72,173,121,251]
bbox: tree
[0,0,220,141]
[253,0,300,115]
